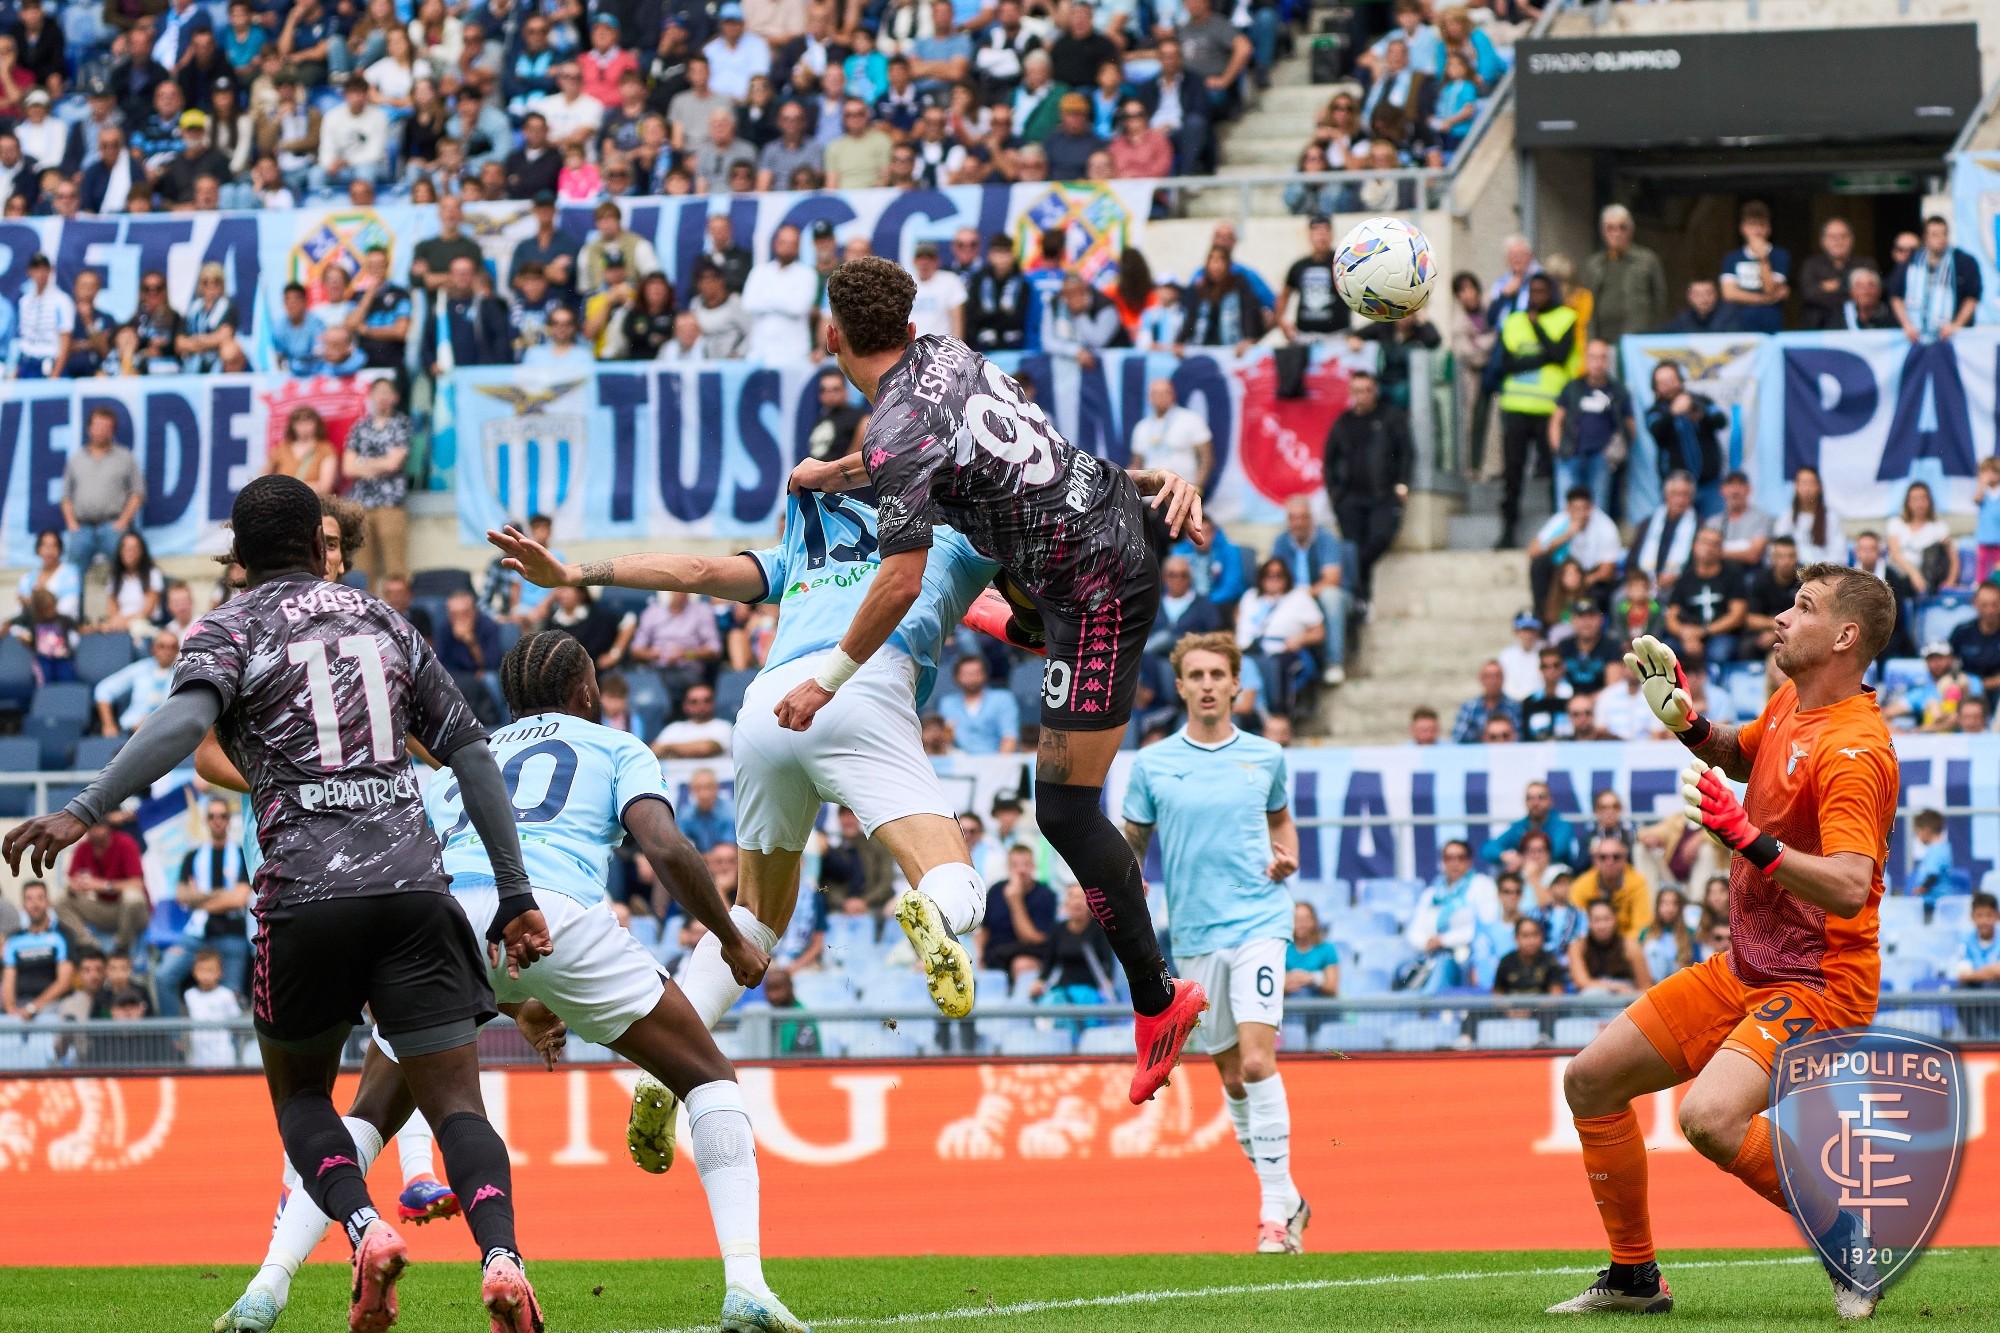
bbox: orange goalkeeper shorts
[1629,953,1874,1079]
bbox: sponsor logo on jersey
[782,565,874,600]
[300,769,421,811]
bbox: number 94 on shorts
[1177,937,1290,1056]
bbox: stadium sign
[1516,25,1980,148]
[1773,1027,1967,1295]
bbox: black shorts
[1000,542,1160,735]
[251,892,497,1052]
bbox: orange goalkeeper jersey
[1730,680,1896,1015]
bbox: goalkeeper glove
[1626,634,1711,748]
[1682,758,1784,874]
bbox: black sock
[276,1090,377,1249]
[436,1111,522,1265]
[1034,779,1174,1015]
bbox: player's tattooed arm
[788,452,872,495]
[1688,723,1753,783]
[1122,820,1154,862]
[488,526,766,602]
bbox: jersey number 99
[966,361,1057,485]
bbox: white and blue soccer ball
[1334,216,1438,322]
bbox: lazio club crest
[1772,1025,1967,1296]
[473,382,589,534]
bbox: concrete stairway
[1190,56,1338,217]
[1318,549,1531,744]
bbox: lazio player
[1552,566,1898,1320]
[1121,632,1308,1253]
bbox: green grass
[3,1249,1993,1333]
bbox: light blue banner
[1951,152,2000,329]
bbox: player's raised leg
[1550,1012,1684,1314]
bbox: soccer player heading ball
[1551,565,1897,1319]
[788,256,1210,1102]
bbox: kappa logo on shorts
[1772,1026,1967,1295]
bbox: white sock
[252,1117,386,1306]
[397,1110,436,1182]
[1224,1090,1252,1158]
[686,1079,768,1295]
[1244,1073,1301,1224]
[682,906,779,1030]
[917,862,987,936]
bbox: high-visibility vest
[1498,305,1578,416]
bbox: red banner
[2,1055,1995,1266]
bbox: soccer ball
[1334,217,1438,322]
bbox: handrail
[1948,74,2000,158]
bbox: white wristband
[814,648,862,693]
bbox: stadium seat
[1933,894,1974,932]
[22,715,83,770]
[1007,659,1045,722]
[1077,1023,1136,1055]
[0,738,41,817]
[1880,955,1935,992]
[0,1026,56,1071]
[31,682,94,724]
[1319,1023,1383,1053]
[341,570,370,589]
[1474,1018,1542,1050]
[597,587,653,620]
[0,637,36,713]
[73,633,135,686]
[1879,896,1927,942]
[1342,964,1396,998]
[836,1024,924,1059]
[715,668,757,723]
[622,668,670,736]
[1918,594,1977,647]
[713,1029,749,1060]
[497,621,523,657]
[973,969,1013,1004]
[997,1025,1075,1056]
[73,735,126,771]
[411,568,475,598]
[1878,1007,1946,1038]
[412,597,451,639]
[859,969,935,1011]
[1551,1016,1607,1049]
[1291,881,1346,923]
[1280,1018,1308,1050]
[1879,658,1929,697]
[1356,879,1420,920]
[791,971,858,1010]
[1387,1018,1456,1052]
[822,914,878,965]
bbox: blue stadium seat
[497,621,524,656]
[1879,658,1929,696]
[73,735,126,770]
[1551,1016,1607,1049]
[42,783,88,812]
[73,633,135,686]
[30,681,95,724]
[411,568,475,599]
[1078,1023,1136,1055]
[1879,1007,1947,1038]
[1322,1023,1384,1052]
[790,971,858,1010]
[1917,594,1977,648]
[714,668,757,723]
[597,587,653,620]
[24,715,83,770]
[1474,1018,1541,1050]
[1007,658,1045,721]
[622,668,670,737]
[0,638,35,712]
[341,570,371,589]
[412,597,451,640]
[0,738,41,817]
[1933,894,1974,932]
[997,1025,1075,1056]
[1387,1018,1457,1051]
[1879,895,1926,941]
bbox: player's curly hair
[501,629,593,718]
[826,256,917,356]
[226,475,324,577]
[321,494,366,565]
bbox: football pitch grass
[3,1248,1994,1333]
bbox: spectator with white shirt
[908,241,966,341]
[1497,612,1544,702]
[1527,485,1622,619]
[1773,465,1847,566]
[532,63,606,149]
[741,224,818,362]
[1704,471,1776,569]
[653,683,735,759]
[1591,659,1647,740]
[93,630,180,736]
[1129,377,1212,484]
[311,75,389,196]
[704,2,773,101]
[12,252,73,380]
[1627,471,1701,591]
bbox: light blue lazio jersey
[423,711,668,907]
[747,492,1000,707]
[1123,728,1294,957]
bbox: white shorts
[732,648,956,851]
[374,887,665,1051]
[1177,937,1289,1055]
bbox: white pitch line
[620,1253,1825,1333]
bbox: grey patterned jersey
[173,571,486,910]
[864,335,1150,608]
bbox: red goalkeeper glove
[1681,758,1784,874]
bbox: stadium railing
[7,991,1993,1074]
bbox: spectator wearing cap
[742,223,818,363]
[756,98,823,191]
[1042,91,1104,181]
[824,95,892,186]
[155,108,233,207]
[1527,485,1622,619]
[965,233,1032,352]
[1886,641,1980,734]
[312,75,388,195]
[580,14,639,104]
[1558,596,1621,695]
[13,253,73,380]
[13,90,64,175]
[1497,610,1546,702]
[70,79,126,174]
[504,111,563,198]
[704,3,771,102]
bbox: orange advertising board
[1,1054,1995,1266]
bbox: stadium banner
[667,729,1999,893]
[0,1056,1993,1265]
[448,347,1354,543]
[1951,152,2000,330]
[0,371,375,567]
[1621,327,2000,521]
[0,210,264,343]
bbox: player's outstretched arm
[3,685,222,877]
[487,526,768,602]
[1626,635,1751,780]
[775,546,927,732]
[789,452,872,495]
[444,739,554,976]
[623,796,769,987]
